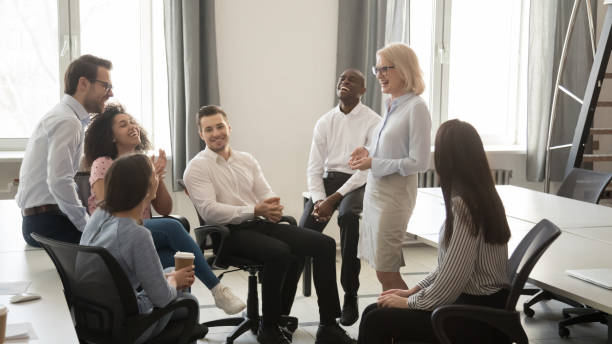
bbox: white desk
[0,250,78,343]
[419,185,612,228]
[0,200,79,343]
[563,226,612,245]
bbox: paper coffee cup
[0,304,7,344]
[174,251,195,271]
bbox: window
[0,0,170,152]
[386,0,529,146]
[0,1,60,146]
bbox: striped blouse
[406,196,510,310]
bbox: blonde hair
[377,43,425,95]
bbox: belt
[22,204,61,216]
[323,171,352,179]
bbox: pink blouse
[88,156,152,219]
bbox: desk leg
[302,257,312,297]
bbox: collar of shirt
[61,94,91,126]
[385,92,415,115]
[202,146,233,164]
[334,101,365,117]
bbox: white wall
[214,0,340,218]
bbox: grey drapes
[527,1,594,182]
[336,0,387,112]
[164,0,219,190]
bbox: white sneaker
[211,283,246,315]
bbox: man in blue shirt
[16,54,113,247]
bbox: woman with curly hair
[84,102,245,315]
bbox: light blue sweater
[80,208,177,314]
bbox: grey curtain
[527,0,595,182]
[164,0,219,190]
[336,0,387,111]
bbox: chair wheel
[523,305,535,318]
[251,326,258,335]
[558,326,570,338]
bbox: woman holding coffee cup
[81,153,201,343]
[83,103,245,315]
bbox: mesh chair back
[506,219,561,310]
[32,233,139,340]
[557,168,612,204]
[74,171,92,211]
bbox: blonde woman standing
[349,43,431,291]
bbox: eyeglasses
[372,65,395,76]
[89,79,113,93]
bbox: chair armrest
[151,214,191,234]
[431,305,527,344]
[194,224,231,269]
[126,296,199,344]
[280,215,297,226]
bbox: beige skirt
[358,172,418,272]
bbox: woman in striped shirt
[357,119,512,343]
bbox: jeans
[22,210,82,247]
[143,217,219,290]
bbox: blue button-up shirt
[16,94,91,231]
[368,92,432,178]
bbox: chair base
[558,308,609,339]
[204,315,257,344]
[522,290,583,317]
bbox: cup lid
[174,251,195,259]
[0,304,7,315]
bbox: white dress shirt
[183,147,276,225]
[367,92,431,178]
[16,94,90,231]
[307,102,381,203]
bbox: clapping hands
[151,149,167,180]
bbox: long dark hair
[434,119,510,247]
[84,102,150,168]
[100,153,153,214]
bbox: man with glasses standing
[299,69,380,326]
[16,54,113,247]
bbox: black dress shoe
[340,294,359,326]
[315,323,357,344]
[257,323,291,344]
[279,315,298,341]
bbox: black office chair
[522,168,612,335]
[31,233,207,344]
[429,219,562,344]
[75,171,190,232]
[557,168,612,203]
[178,180,299,344]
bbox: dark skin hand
[312,192,343,222]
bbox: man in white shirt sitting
[16,55,113,247]
[300,69,380,326]
[183,105,356,344]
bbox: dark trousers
[225,220,341,326]
[22,210,82,247]
[299,172,364,297]
[357,289,510,344]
